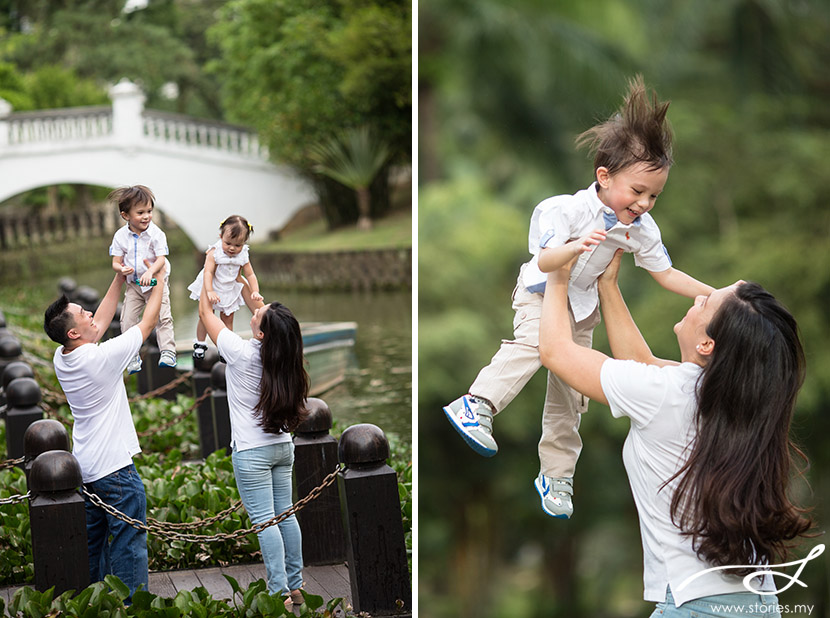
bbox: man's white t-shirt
[53,326,144,483]
[600,359,774,606]
[217,329,291,452]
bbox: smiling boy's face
[121,201,154,234]
[596,162,670,225]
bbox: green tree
[209,0,411,228]
[310,126,392,230]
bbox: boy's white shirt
[53,326,143,483]
[109,221,171,292]
[522,183,672,321]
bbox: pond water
[38,255,412,446]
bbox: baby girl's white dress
[187,241,250,315]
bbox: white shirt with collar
[53,326,144,483]
[600,359,774,606]
[217,329,291,452]
[522,183,672,321]
[109,222,171,293]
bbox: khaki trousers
[469,267,599,477]
[120,282,176,352]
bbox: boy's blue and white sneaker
[443,394,498,457]
[534,474,574,519]
[159,350,177,368]
[127,354,142,375]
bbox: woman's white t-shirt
[600,359,773,606]
[217,328,291,451]
[53,326,144,483]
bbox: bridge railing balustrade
[5,106,113,146]
[142,110,267,159]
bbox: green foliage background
[0,0,411,227]
[418,1,830,617]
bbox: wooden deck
[0,562,351,615]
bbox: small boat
[174,321,358,396]
[301,322,358,396]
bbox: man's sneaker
[443,394,498,457]
[193,342,208,360]
[534,474,574,519]
[159,350,177,368]
[127,355,142,375]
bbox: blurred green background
[418,1,829,617]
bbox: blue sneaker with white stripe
[534,474,573,519]
[443,394,498,457]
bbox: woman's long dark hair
[670,282,812,573]
[255,302,309,434]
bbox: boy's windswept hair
[576,75,674,175]
[108,185,156,214]
[44,295,73,345]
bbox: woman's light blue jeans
[84,462,149,602]
[232,441,303,595]
[651,587,781,618]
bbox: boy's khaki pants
[469,267,599,478]
[120,282,176,352]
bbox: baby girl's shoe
[158,350,177,368]
[192,342,208,360]
[127,354,142,375]
[534,474,574,519]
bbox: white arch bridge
[0,79,316,248]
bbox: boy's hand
[251,291,264,303]
[139,272,154,286]
[120,265,134,276]
[570,229,607,256]
[207,290,220,305]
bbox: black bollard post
[5,377,44,460]
[57,277,77,302]
[74,286,100,312]
[103,302,123,342]
[1,359,34,409]
[142,331,179,401]
[27,450,90,595]
[24,419,71,481]
[193,349,220,459]
[293,398,346,565]
[338,424,411,616]
[206,362,232,456]
[0,333,23,380]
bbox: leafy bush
[0,574,357,617]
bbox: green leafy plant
[309,126,392,230]
[2,575,356,617]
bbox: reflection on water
[70,258,412,445]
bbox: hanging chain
[0,456,25,470]
[129,370,194,403]
[0,491,31,506]
[146,497,243,530]
[136,387,212,438]
[82,465,342,543]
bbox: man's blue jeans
[84,463,149,601]
[232,442,303,595]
